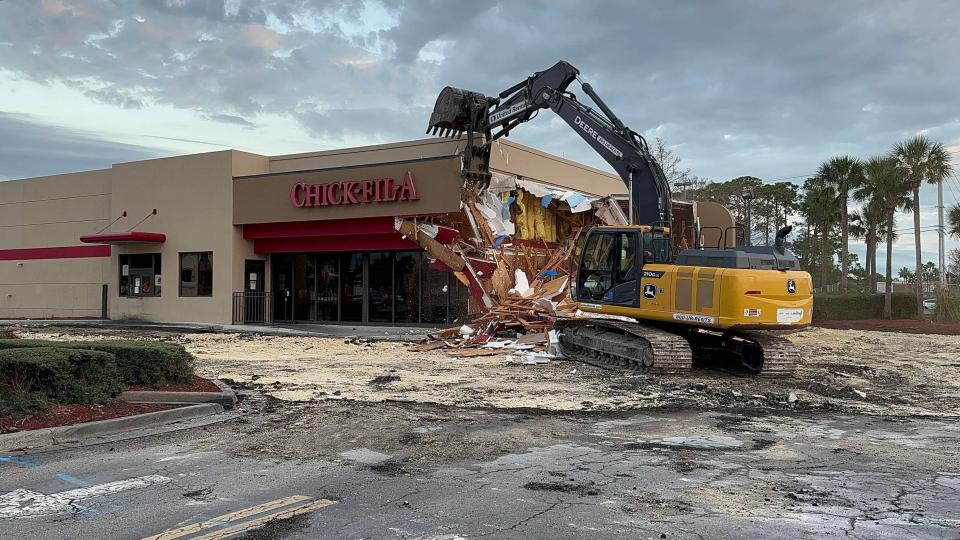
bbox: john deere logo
[787,280,797,294]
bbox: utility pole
[938,179,946,287]
[742,188,755,247]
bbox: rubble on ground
[9,326,960,417]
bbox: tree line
[658,136,957,319]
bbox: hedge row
[813,292,918,320]
[0,339,194,385]
[0,348,125,416]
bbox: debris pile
[400,169,629,359]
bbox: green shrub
[0,393,49,418]
[813,292,918,320]
[0,339,194,385]
[933,288,960,323]
[0,348,124,414]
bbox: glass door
[340,253,364,322]
[272,254,294,321]
[316,254,339,321]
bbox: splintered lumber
[395,218,465,272]
[446,348,500,358]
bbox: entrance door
[244,260,266,322]
[272,254,294,321]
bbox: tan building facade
[0,138,627,325]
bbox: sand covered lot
[11,325,960,417]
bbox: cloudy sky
[1,0,959,271]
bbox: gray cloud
[0,113,163,179]
[0,0,958,184]
[205,113,257,128]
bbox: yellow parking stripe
[190,499,337,540]
[142,495,312,540]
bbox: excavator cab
[574,226,671,307]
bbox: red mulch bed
[127,375,222,393]
[0,401,176,434]
[814,319,960,335]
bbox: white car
[923,298,937,311]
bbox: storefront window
[368,252,393,323]
[394,252,421,323]
[180,252,213,297]
[316,254,338,321]
[340,253,363,322]
[119,253,161,298]
[272,251,467,325]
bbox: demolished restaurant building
[0,137,723,327]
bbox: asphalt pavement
[1,398,959,539]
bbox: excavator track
[739,331,802,377]
[556,318,802,377]
[555,319,693,375]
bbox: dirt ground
[9,325,960,418]
[815,319,960,335]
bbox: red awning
[80,232,166,245]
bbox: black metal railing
[232,291,273,324]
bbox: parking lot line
[141,495,312,540]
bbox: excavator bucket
[426,86,492,138]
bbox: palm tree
[949,203,960,238]
[849,200,888,294]
[893,136,954,319]
[816,156,864,293]
[802,177,840,288]
[854,156,912,319]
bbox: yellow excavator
[427,61,812,376]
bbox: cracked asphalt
[2,395,959,539]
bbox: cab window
[578,233,615,301]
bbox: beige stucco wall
[0,169,113,318]
[108,151,245,324]
[265,137,626,197]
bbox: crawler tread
[741,331,803,377]
[556,318,802,377]
[556,319,693,374]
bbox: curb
[119,379,238,409]
[0,319,430,342]
[0,403,223,452]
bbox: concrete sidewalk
[0,319,433,342]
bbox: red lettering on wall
[397,171,419,201]
[290,172,419,208]
[305,184,322,207]
[343,181,359,204]
[290,182,306,207]
[327,183,343,205]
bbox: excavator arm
[427,60,672,226]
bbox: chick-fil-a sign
[290,171,419,208]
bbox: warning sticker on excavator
[776,308,804,323]
[673,313,715,324]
